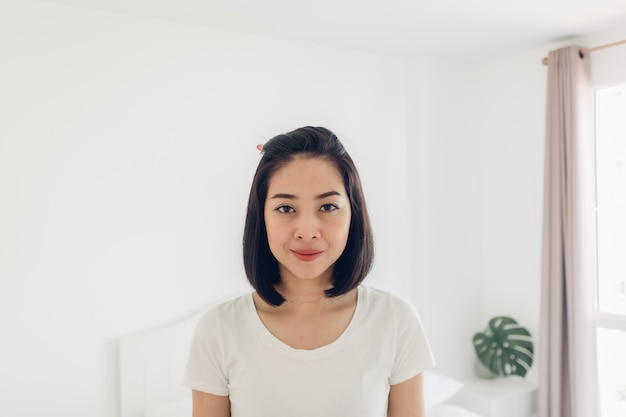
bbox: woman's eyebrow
[316,191,342,199]
[269,191,343,200]
[269,193,297,200]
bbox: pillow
[423,370,464,410]
[142,397,191,417]
[426,404,484,417]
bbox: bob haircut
[243,126,374,306]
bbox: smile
[292,250,322,262]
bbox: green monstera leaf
[473,316,534,378]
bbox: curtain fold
[539,45,599,417]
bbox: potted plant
[472,316,534,378]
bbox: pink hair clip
[256,143,264,151]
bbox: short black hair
[243,126,374,306]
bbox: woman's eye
[276,205,295,213]
[320,203,339,212]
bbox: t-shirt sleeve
[182,308,230,396]
[389,296,436,385]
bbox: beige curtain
[539,45,599,417]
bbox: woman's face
[264,156,351,286]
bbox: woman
[183,126,435,416]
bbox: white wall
[0,1,412,416]
[586,28,626,88]
[474,47,548,383]
[406,57,486,378]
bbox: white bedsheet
[141,398,485,417]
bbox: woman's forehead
[267,157,345,194]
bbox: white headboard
[118,308,205,417]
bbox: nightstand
[446,377,537,417]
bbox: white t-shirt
[183,285,435,417]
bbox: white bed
[118,307,484,417]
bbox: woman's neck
[274,264,335,304]
[274,280,331,304]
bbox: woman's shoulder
[195,292,252,327]
[360,286,431,346]
[360,285,415,307]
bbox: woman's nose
[294,214,321,240]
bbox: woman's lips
[292,250,322,262]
